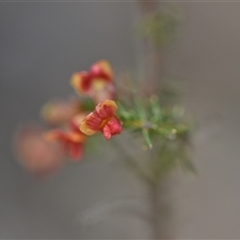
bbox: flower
[80,99,122,140]
[45,114,87,161]
[14,124,64,177]
[45,130,85,161]
[90,60,113,80]
[70,60,115,102]
[41,98,80,126]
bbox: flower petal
[41,99,80,126]
[79,100,122,139]
[90,60,113,81]
[79,112,102,135]
[45,130,85,143]
[70,71,91,94]
[95,99,117,119]
[102,124,112,140]
[44,129,85,161]
[68,142,84,160]
[70,113,88,133]
[105,116,122,135]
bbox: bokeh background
[1,1,240,239]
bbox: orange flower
[80,100,122,140]
[45,114,87,161]
[41,98,80,126]
[14,125,64,177]
[70,60,115,102]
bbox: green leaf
[142,128,153,149]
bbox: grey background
[1,2,240,239]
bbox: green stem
[137,0,164,97]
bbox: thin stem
[137,0,164,97]
[112,137,174,239]
[112,138,165,239]
[149,181,161,239]
[111,137,154,185]
[148,178,174,240]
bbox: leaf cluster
[117,95,189,150]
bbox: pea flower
[70,60,115,102]
[80,100,122,140]
[14,125,64,177]
[45,114,87,161]
[41,98,80,126]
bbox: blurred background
[1,1,240,239]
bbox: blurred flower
[70,60,115,103]
[14,125,64,177]
[41,98,80,126]
[45,114,87,161]
[45,130,85,161]
[80,99,122,140]
[90,59,113,80]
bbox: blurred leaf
[142,128,153,149]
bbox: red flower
[90,60,113,80]
[70,60,115,102]
[80,100,122,140]
[45,114,87,161]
